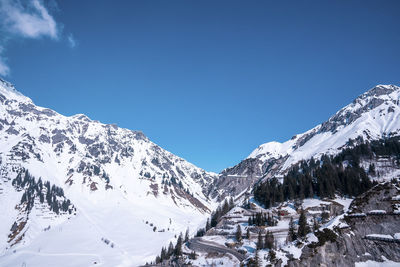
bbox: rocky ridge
[211,84,400,199]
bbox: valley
[1,79,400,266]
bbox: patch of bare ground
[8,220,27,246]
[173,185,210,213]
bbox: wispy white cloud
[0,0,59,39]
[0,46,10,76]
[67,33,77,48]
[0,0,73,76]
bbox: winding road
[187,237,246,262]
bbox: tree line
[247,212,277,227]
[153,229,191,264]
[12,169,73,214]
[152,197,235,264]
[196,197,235,237]
[252,136,400,207]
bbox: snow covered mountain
[0,78,217,266]
[2,79,399,266]
[250,84,400,167]
[212,84,400,198]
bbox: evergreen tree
[297,208,310,238]
[205,218,211,231]
[246,228,250,239]
[236,225,242,242]
[268,249,276,262]
[313,215,319,231]
[321,211,330,222]
[195,228,205,237]
[210,210,218,227]
[21,192,27,204]
[52,200,59,214]
[160,247,166,261]
[247,250,259,267]
[368,163,376,175]
[245,199,251,209]
[264,231,274,249]
[167,242,174,257]
[228,197,234,209]
[288,217,297,242]
[254,249,260,267]
[222,199,230,215]
[189,251,197,260]
[174,233,183,256]
[256,231,263,250]
[184,228,189,243]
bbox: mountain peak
[71,113,92,122]
[248,141,291,161]
[362,84,399,99]
[0,78,217,265]
[318,84,400,133]
[246,84,400,166]
[0,78,32,103]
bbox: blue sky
[0,1,400,172]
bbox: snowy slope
[0,78,217,266]
[209,84,400,199]
[248,84,400,173]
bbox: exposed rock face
[209,158,263,199]
[212,84,400,199]
[0,78,220,266]
[0,79,217,209]
[288,182,400,267]
[209,156,287,200]
[294,85,400,149]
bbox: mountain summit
[0,79,217,266]
[1,80,400,266]
[212,84,400,198]
[250,84,400,164]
